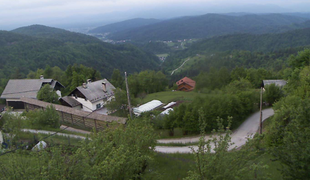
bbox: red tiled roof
[176,77,196,88]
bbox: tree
[110,69,124,88]
[0,117,157,179]
[264,84,283,106]
[185,114,269,180]
[25,105,60,129]
[267,96,310,179]
[37,84,59,103]
[289,49,310,69]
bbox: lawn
[138,90,206,104]
[156,53,169,58]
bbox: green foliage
[106,88,136,116]
[289,48,310,68]
[264,84,283,105]
[110,69,124,88]
[128,70,168,97]
[164,91,258,134]
[0,26,160,83]
[266,96,310,179]
[25,105,60,129]
[37,84,59,103]
[0,112,23,146]
[0,117,157,179]
[186,115,269,180]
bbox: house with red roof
[176,77,196,92]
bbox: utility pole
[125,72,133,119]
[259,84,263,134]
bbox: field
[138,90,206,104]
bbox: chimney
[102,82,107,92]
[87,79,91,84]
[40,75,44,79]
[82,83,87,89]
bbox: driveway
[155,108,274,153]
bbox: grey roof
[21,97,126,124]
[72,79,115,103]
[60,96,81,107]
[0,79,54,99]
[263,80,287,87]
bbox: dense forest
[162,27,310,79]
[0,25,160,80]
[107,13,309,41]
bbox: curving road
[155,108,274,153]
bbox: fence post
[71,114,74,124]
[61,112,64,123]
[94,119,97,130]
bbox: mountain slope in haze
[163,27,310,73]
[89,18,162,34]
[12,24,103,44]
[107,13,308,41]
[0,25,160,79]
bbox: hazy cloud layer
[0,0,310,30]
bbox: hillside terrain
[0,25,160,79]
[162,27,310,75]
[89,18,162,34]
[106,13,309,41]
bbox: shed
[133,100,163,116]
[262,80,287,87]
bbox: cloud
[0,0,309,30]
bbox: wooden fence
[21,97,127,131]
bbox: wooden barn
[176,77,196,92]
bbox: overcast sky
[1,0,310,30]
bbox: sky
[1,0,310,30]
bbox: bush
[25,105,60,129]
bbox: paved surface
[21,129,87,140]
[60,125,91,135]
[155,108,274,153]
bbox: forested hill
[12,25,103,44]
[0,25,160,79]
[181,27,310,54]
[107,13,308,41]
[162,27,310,77]
[89,18,162,34]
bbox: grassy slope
[138,90,206,104]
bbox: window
[96,103,101,109]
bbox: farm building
[0,77,64,109]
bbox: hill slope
[107,13,307,41]
[89,18,162,34]
[0,25,160,79]
[162,28,310,75]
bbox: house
[176,77,196,92]
[0,77,64,109]
[60,79,115,112]
[262,80,287,88]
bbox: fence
[21,98,127,131]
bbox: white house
[60,79,115,112]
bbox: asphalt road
[155,108,274,153]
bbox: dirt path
[171,58,191,75]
